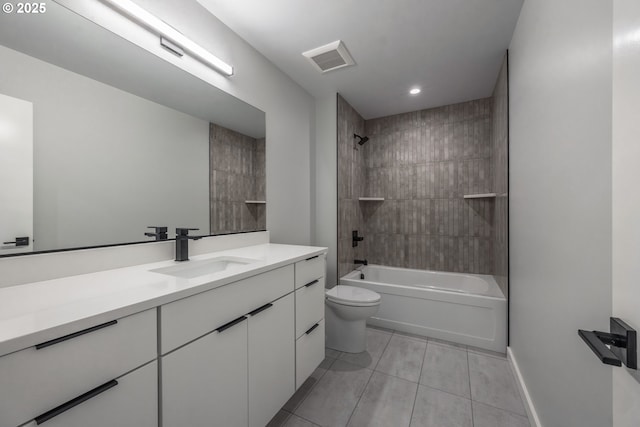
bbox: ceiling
[196,0,524,119]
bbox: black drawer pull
[35,379,118,424]
[36,320,118,350]
[248,303,273,317]
[305,323,320,335]
[304,279,319,288]
[305,255,319,261]
[216,316,247,333]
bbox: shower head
[354,134,369,145]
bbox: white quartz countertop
[0,243,327,357]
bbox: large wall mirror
[0,1,266,256]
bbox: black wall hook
[578,317,636,369]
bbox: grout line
[427,339,468,352]
[372,332,393,371]
[291,412,322,427]
[279,410,293,426]
[289,356,336,414]
[467,346,475,427]
[372,368,421,384]
[467,351,530,420]
[409,336,429,425]
[343,366,375,427]
[418,381,473,401]
[344,333,392,426]
[471,400,531,420]
[466,347,507,360]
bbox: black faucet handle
[145,226,168,240]
[176,227,199,236]
[147,226,168,232]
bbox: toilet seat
[326,285,381,307]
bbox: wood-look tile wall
[337,69,509,279]
[337,94,367,279]
[361,99,494,274]
[209,123,265,234]
[492,54,509,297]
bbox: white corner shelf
[245,200,266,204]
[358,197,385,201]
[463,193,497,199]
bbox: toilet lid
[326,285,381,305]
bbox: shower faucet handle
[352,230,364,247]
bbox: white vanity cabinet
[294,255,326,389]
[248,293,295,427]
[19,361,158,427]
[0,245,328,427]
[0,309,157,427]
[162,316,249,427]
[160,264,297,427]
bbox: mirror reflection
[0,2,266,256]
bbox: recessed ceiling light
[409,88,421,95]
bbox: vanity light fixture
[100,0,234,76]
[409,87,421,95]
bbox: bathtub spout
[354,259,368,266]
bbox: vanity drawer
[0,309,156,427]
[295,320,325,389]
[20,361,157,427]
[295,276,325,338]
[160,264,294,354]
[295,254,325,289]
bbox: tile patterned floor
[268,327,530,427]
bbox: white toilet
[325,285,381,353]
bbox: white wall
[509,1,613,426]
[313,94,338,286]
[612,0,640,424]
[0,45,210,251]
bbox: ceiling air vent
[302,40,355,73]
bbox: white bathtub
[340,265,507,353]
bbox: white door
[0,93,33,254]
[612,0,640,425]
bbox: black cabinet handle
[304,279,319,288]
[305,323,320,335]
[248,303,273,317]
[34,380,118,424]
[216,316,247,333]
[36,320,118,350]
[305,255,319,261]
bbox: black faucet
[145,226,168,241]
[175,228,204,261]
[352,230,364,247]
[354,259,368,266]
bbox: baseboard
[507,347,542,427]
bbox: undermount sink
[150,256,258,279]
